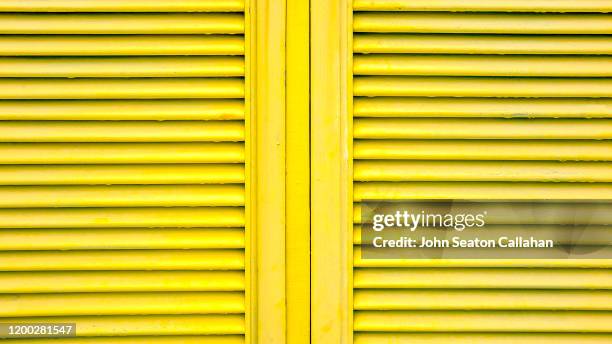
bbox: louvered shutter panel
[352,1,612,343]
[0,1,247,342]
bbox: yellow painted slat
[0,35,245,56]
[1,315,245,336]
[354,140,612,161]
[0,271,245,293]
[355,333,612,344]
[0,207,244,228]
[354,13,612,34]
[354,118,612,139]
[354,34,612,55]
[373,243,608,259]
[353,0,612,12]
[354,311,612,332]
[0,250,245,271]
[354,224,612,246]
[354,76,612,98]
[354,161,612,182]
[0,228,244,250]
[0,164,244,185]
[354,182,612,200]
[0,14,244,34]
[354,55,612,77]
[356,225,612,241]
[353,248,612,268]
[0,121,244,142]
[0,0,245,12]
[0,100,245,121]
[354,268,612,289]
[0,292,245,317]
[353,98,612,118]
[358,226,612,248]
[354,202,612,225]
[0,143,244,164]
[0,78,244,99]
[0,57,244,78]
[354,290,612,310]
[0,185,244,207]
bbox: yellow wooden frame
[311,0,353,342]
[246,0,287,342]
[247,1,353,341]
[287,0,311,343]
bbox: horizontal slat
[353,0,612,12]
[354,248,612,267]
[0,292,244,316]
[0,100,245,120]
[0,164,244,184]
[0,78,244,99]
[353,98,612,118]
[0,0,244,12]
[0,35,244,56]
[0,315,244,336]
[0,228,244,250]
[354,246,612,260]
[0,14,244,34]
[353,224,612,245]
[0,336,245,344]
[354,55,612,77]
[354,76,612,97]
[354,268,612,289]
[0,57,244,78]
[355,333,612,344]
[354,290,612,310]
[0,121,244,142]
[354,13,612,34]
[354,182,612,200]
[354,202,612,225]
[0,207,245,228]
[0,143,244,164]
[0,250,244,271]
[354,118,612,139]
[354,311,612,332]
[0,185,244,207]
[354,161,612,182]
[354,34,612,55]
[354,140,612,161]
[0,271,244,293]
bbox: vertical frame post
[287,0,311,343]
[311,0,353,342]
[246,0,287,342]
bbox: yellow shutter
[351,1,612,343]
[0,0,247,343]
[1,1,611,343]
